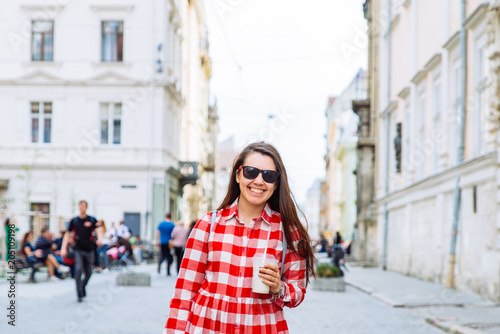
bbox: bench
[14,250,45,279]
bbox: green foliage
[316,263,341,278]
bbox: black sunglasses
[238,165,280,183]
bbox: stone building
[0,0,216,243]
[180,0,217,225]
[304,178,324,242]
[352,0,380,265]
[373,0,500,301]
[324,69,366,243]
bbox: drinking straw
[261,225,272,266]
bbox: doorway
[123,212,141,237]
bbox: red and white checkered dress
[164,198,307,334]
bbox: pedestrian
[96,220,110,272]
[130,234,144,263]
[170,220,189,275]
[332,231,345,276]
[117,220,131,239]
[164,141,316,333]
[156,213,175,276]
[116,235,135,264]
[109,222,118,244]
[53,230,74,277]
[61,200,103,302]
[318,232,328,253]
[333,231,343,247]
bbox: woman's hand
[259,263,281,294]
[34,249,43,258]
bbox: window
[30,202,50,231]
[473,36,488,156]
[432,75,441,172]
[450,58,461,165]
[100,103,122,145]
[31,102,52,143]
[388,113,397,191]
[403,98,411,183]
[416,91,426,179]
[32,21,54,61]
[101,21,123,62]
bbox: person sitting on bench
[35,228,70,281]
[21,231,43,283]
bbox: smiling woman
[164,141,316,334]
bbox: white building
[0,1,186,242]
[214,136,238,209]
[374,0,500,301]
[303,178,324,242]
[180,0,217,225]
[324,69,366,242]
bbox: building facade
[180,0,217,225]
[0,0,208,243]
[374,0,500,301]
[352,0,380,265]
[303,178,324,243]
[214,136,238,209]
[324,69,366,243]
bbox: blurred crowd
[313,231,352,276]
[16,220,147,283]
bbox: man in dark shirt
[61,200,103,302]
[35,228,55,261]
[35,228,70,279]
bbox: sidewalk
[1,263,174,334]
[344,266,500,334]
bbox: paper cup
[252,253,279,294]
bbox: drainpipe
[446,0,467,289]
[381,0,392,270]
[146,1,158,243]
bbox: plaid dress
[164,199,307,334]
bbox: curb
[426,319,484,334]
[345,280,404,307]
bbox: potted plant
[312,263,345,292]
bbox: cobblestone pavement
[1,263,447,334]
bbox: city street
[2,2,500,333]
[0,263,473,334]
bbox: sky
[205,0,368,204]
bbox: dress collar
[225,197,273,225]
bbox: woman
[170,220,189,275]
[96,220,111,272]
[21,231,42,283]
[165,142,315,333]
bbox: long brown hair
[99,220,107,233]
[21,232,33,256]
[218,141,316,285]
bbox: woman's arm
[272,230,307,309]
[165,213,211,334]
[23,245,33,257]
